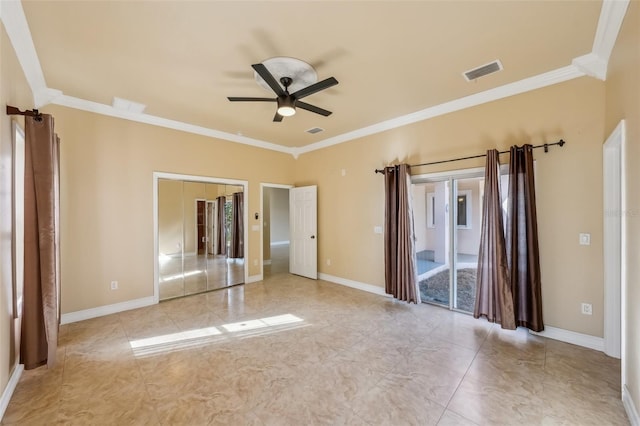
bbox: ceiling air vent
[306,127,324,134]
[463,60,503,82]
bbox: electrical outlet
[110,281,118,290]
[253,259,258,266]
[326,258,331,266]
[581,303,592,315]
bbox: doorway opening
[261,184,292,278]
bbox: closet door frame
[153,172,248,303]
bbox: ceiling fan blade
[273,112,284,122]
[291,77,338,100]
[296,101,332,117]
[252,63,285,96]
[227,97,275,102]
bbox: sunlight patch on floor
[130,313,306,357]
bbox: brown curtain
[384,164,420,303]
[507,145,544,331]
[229,192,244,258]
[21,114,61,370]
[474,150,515,329]
[215,196,226,255]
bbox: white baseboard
[318,273,390,297]
[270,241,289,246]
[0,363,23,420]
[624,385,640,426]
[529,325,604,352]
[246,274,263,284]
[263,259,272,265]
[60,296,156,325]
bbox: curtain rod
[374,139,565,174]
[6,105,43,122]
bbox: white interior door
[290,185,317,279]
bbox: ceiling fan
[228,63,338,122]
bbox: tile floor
[2,273,629,425]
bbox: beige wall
[295,76,606,338]
[0,22,33,407]
[605,0,640,414]
[45,105,295,314]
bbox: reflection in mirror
[158,179,245,301]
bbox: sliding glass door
[413,169,504,313]
[414,179,451,307]
[452,177,482,312]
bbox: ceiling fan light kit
[276,96,296,117]
[228,57,338,122]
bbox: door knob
[310,235,315,239]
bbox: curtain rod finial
[6,105,43,121]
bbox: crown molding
[0,0,47,97]
[592,0,631,64]
[0,0,629,156]
[51,94,293,155]
[34,88,63,108]
[572,53,608,80]
[296,65,585,156]
[572,0,631,81]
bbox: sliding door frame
[413,166,509,313]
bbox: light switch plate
[579,233,591,245]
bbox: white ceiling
[1,1,630,156]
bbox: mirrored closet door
[158,178,245,301]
